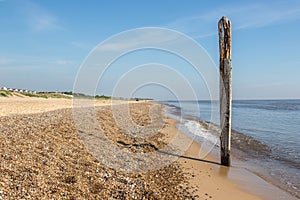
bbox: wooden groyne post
[218,16,232,166]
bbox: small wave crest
[177,117,272,160]
[183,120,219,146]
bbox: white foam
[184,120,219,146]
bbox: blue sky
[0,0,300,100]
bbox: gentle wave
[180,117,272,160]
[161,101,300,198]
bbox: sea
[159,100,300,199]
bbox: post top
[220,16,230,24]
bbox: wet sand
[162,118,263,200]
[164,118,297,200]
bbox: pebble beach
[0,97,267,199]
[0,99,197,199]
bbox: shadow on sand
[157,150,221,166]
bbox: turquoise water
[160,100,300,198]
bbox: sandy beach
[160,118,264,200]
[0,97,290,199]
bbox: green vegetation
[72,93,93,99]
[21,92,71,99]
[62,91,73,95]
[95,95,111,100]
[0,90,12,97]
[22,93,45,98]
[0,89,72,99]
[0,89,152,101]
[72,93,111,100]
[0,92,8,97]
[38,93,71,99]
[13,93,24,98]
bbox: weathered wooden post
[218,16,232,166]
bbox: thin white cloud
[166,1,300,38]
[50,60,74,65]
[30,13,60,32]
[98,29,182,51]
[19,0,63,32]
[232,4,300,30]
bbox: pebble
[0,103,196,199]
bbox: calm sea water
[160,100,300,198]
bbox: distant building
[1,87,38,94]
